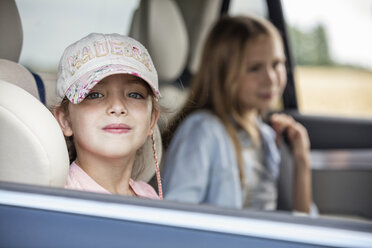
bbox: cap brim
[65,64,160,104]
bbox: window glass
[16,0,139,73]
[228,0,268,19]
[282,0,372,118]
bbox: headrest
[178,0,222,74]
[0,0,23,62]
[129,0,189,84]
[0,80,69,187]
[0,59,40,101]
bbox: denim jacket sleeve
[162,111,242,208]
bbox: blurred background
[17,0,372,118]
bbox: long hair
[164,15,284,187]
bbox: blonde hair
[165,15,284,188]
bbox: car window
[1,181,371,248]
[16,0,140,74]
[228,0,268,18]
[282,0,372,119]
[5,0,371,228]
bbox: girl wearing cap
[162,16,313,212]
[54,33,162,199]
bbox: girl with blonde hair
[162,16,312,212]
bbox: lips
[259,92,275,100]
[102,123,131,134]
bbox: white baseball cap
[57,33,160,104]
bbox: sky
[16,0,372,72]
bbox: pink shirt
[65,162,159,200]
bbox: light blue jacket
[162,111,281,209]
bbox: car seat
[0,0,23,63]
[0,1,69,187]
[0,79,69,187]
[0,59,40,100]
[0,0,48,104]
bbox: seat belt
[31,72,46,105]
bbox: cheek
[133,109,153,143]
[237,78,256,108]
[68,107,97,135]
[239,77,257,96]
[131,101,153,128]
[278,67,287,90]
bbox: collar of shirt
[65,161,159,199]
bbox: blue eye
[86,92,103,99]
[128,92,144,99]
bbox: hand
[270,113,310,166]
[270,113,312,213]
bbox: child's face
[237,35,287,113]
[60,74,158,161]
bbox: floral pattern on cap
[65,65,159,104]
[57,33,160,104]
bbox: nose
[263,66,277,86]
[107,95,127,116]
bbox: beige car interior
[0,0,69,187]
